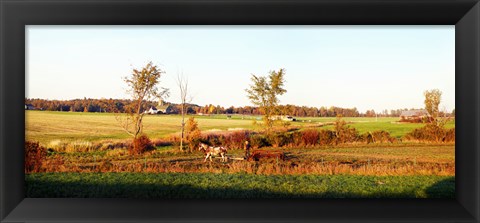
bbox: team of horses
[198,142,286,163]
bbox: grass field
[296,116,454,138]
[26,111,255,145]
[26,172,454,198]
[26,110,455,145]
[25,110,455,198]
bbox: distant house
[399,109,430,122]
[156,100,175,114]
[145,106,159,114]
[269,115,296,122]
[284,116,296,121]
[25,104,35,110]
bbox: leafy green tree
[245,69,287,132]
[424,89,442,123]
[116,62,169,152]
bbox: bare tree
[116,62,169,152]
[177,73,192,152]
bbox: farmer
[244,140,251,159]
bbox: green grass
[301,117,455,138]
[25,172,454,198]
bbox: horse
[198,143,228,162]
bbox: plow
[247,149,286,161]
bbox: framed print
[1,0,479,222]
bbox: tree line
[25,98,157,113]
[25,97,442,118]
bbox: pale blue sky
[26,25,455,113]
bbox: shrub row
[171,127,396,150]
[361,131,397,144]
[196,130,253,149]
[404,124,455,143]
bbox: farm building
[144,100,175,114]
[157,104,174,114]
[269,115,296,121]
[399,109,430,122]
[145,106,159,114]
[25,104,35,110]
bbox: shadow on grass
[425,176,455,198]
[26,174,455,199]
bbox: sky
[26,25,455,113]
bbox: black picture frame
[1,0,479,222]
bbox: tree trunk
[180,122,185,151]
[180,104,185,152]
